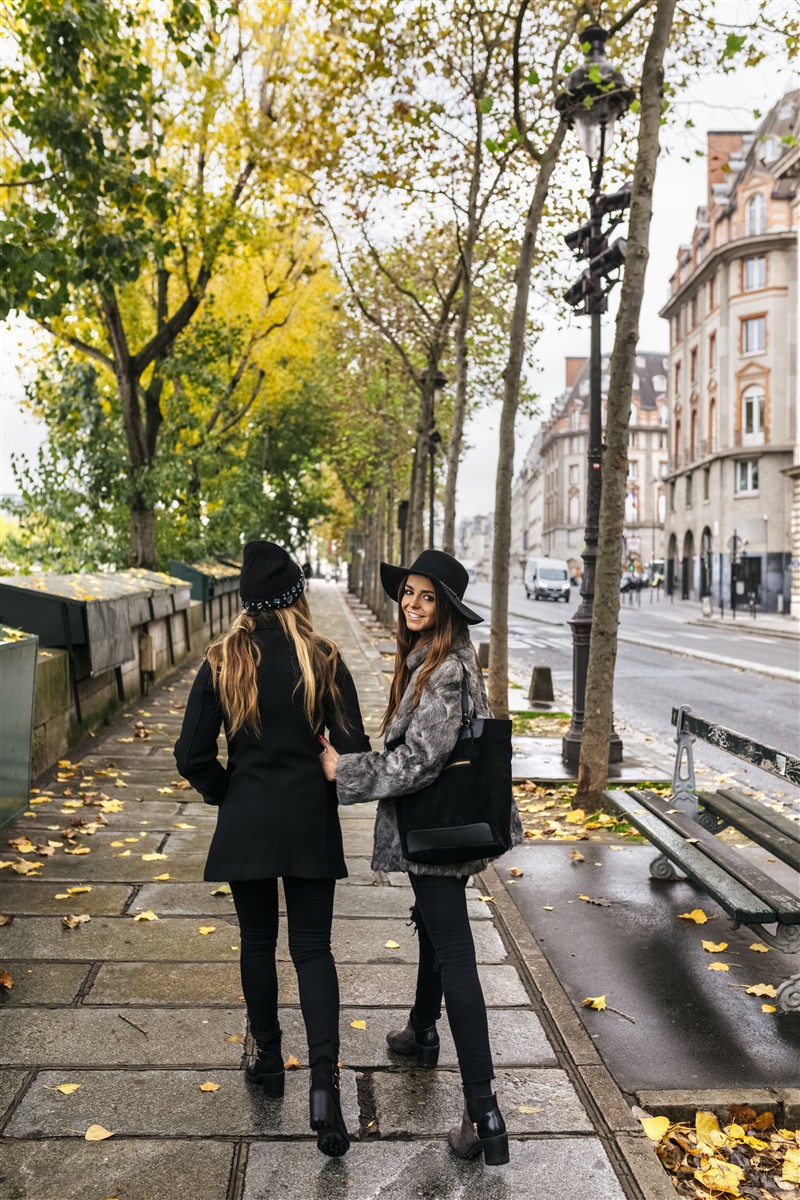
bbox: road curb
[479,862,676,1200]
[686,618,800,642]
[469,599,800,683]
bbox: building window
[735,459,759,494]
[625,487,639,523]
[658,490,666,522]
[659,402,668,426]
[675,362,682,393]
[742,385,765,445]
[672,315,681,344]
[690,295,698,328]
[745,193,766,236]
[744,255,766,291]
[659,461,668,478]
[708,397,717,452]
[708,332,716,370]
[703,467,710,501]
[686,473,693,507]
[629,430,637,448]
[670,481,676,512]
[742,316,765,355]
[628,460,638,480]
[708,274,716,309]
[653,374,667,395]
[568,494,580,525]
[571,410,580,431]
[568,464,579,484]
[690,347,697,382]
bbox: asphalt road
[467,581,800,790]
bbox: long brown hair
[206,594,348,736]
[380,577,467,733]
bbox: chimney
[565,357,587,389]
[706,131,745,200]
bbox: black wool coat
[173,620,370,881]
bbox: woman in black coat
[174,541,369,1158]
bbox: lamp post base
[562,727,623,766]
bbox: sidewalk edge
[480,862,676,1200]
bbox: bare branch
[36,321,115,372]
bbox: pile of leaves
[513,783,645,843]
[636,1107,799,1198]
[512,712,571,737]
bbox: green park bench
[603,705,800,1014]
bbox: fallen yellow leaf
[570,850,585,862]
[63,846,90,856]
[476,895,494,903]
[694,1159,744,1193]
[696,1110,721,1137]
[749,943,770,953]
[707,962,731,972]
[211,884,232,896]
[563,809,585,824]
[745,983,777,998]
[583,995,607,1011]
[85,1124,114,1141]
[142,853,168,862]
[284,1055,301,1069]
[132,910,159,922]
[198,926,216,935]
[517,1105,541,1115]
[199,1081,220,1093]
[679,909,708,924]
[384,940,400,949]
[62,913,91,929]
[507,867,524,877]
[114,850,131,858]
[701,941,728,953]
[783,1146,800,1184]
[350,1019,367,1030]
[639,1115,670,1141]
[225,1034,245,1045]
[44,1083,81,1095]
[153,873,170,881]
[173,823,195,830]
[762,1004,777,1013]
[66,886,92,895]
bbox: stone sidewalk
[0,582,669,1200]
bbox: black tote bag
[392,674,515,866]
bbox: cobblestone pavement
[0,583,667,1200]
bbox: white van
[524,557,571,603]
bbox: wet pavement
[0,583,668,1200]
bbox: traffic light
[589,237,627,276]
[595,182,632,217]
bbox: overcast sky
[1,45,796,527]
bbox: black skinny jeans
[230,877,339,1066]
[409,873,494,1085]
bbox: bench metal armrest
[671,704,699,817]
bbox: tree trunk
[487,130,565,717]
[130,498,157,569]
[408,379,434,561]
[443,272,473,556]
[576,0,678,804]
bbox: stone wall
[28,597,229,782]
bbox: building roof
[548,350,669,424]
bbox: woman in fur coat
[320,549,523,1166]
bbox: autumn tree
[0,0,353,567]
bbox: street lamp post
[555,25,634,766]
[421,368,447,550]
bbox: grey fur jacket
[335,628,524,877]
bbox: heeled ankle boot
[463,1094,509,1166]
[386,1008,440,1068]
[245,1038,285,1099]
[309,1057,350,1157]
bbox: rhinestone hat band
[241,573,306,612]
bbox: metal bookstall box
[0,625,39,827]
[0,572,191,723]
[168,560,241,635]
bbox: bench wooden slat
[604,791,779,925]
[715,788,800,846]
[697,790,800,873]
[671,708,800,787]
[628,789,800,923]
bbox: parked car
[524,557,571,602]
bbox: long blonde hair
[206,595,349,736]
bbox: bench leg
[776,975,800,1013]
[649,854,684,881]
[696,809,726,835]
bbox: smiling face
[400,574,437,635]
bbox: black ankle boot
[386,1008,440,1068]
[245,1039,285,1099]
[465,1093,509,1166]
[309,1057,350,1157]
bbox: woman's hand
[318,735,340,781]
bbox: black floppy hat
[239,541,306,611]
[379,549,483,625]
